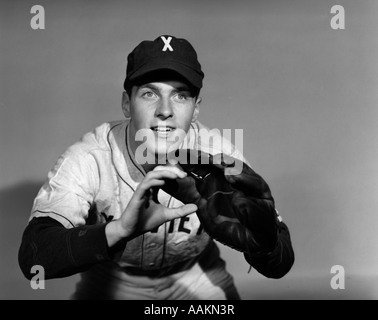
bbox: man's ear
[191,97,201,122]
[121,91,131,118]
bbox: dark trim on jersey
[107,122,136,192]
[34,210,75,228]
[125,122,146,177]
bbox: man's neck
[127,135,167,174]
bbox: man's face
[124,80,200,162]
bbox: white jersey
[30,120,247,272]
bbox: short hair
[125,70,200,98]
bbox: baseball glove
[160,149,279,258]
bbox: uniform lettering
[150,226,159,233]
[151,216,201,235]
[196,223,204,235]
[168,219,175,233]
[178,216,191,233]
[161,36,173,51]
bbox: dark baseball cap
[123,35,204,91]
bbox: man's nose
[155,97,173,119]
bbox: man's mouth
[151,126,175,132]
[151,126,176,138]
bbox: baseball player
[18,35,294,300]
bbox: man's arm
[244,220,294,279]
[19,166,197,280]
[18,217,116,280]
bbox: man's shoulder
[85,120,126,140]
[63,120,127,158]
[79,120,126,146]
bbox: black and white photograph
[1,0,377,303]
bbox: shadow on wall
[0,181,79,300]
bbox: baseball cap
[124,35,204,91]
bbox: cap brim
[125,60,203,90]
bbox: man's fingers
[133,178,164,202]
[152,165,187,179]
[165,203,198,221]
[131,168,190,210]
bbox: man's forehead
[137,80,191,90]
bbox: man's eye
[176,93,188,100]
[142,91,155,98]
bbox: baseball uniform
[28,120,246,299]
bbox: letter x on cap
[124,35,204,91]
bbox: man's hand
[105,165,198,247]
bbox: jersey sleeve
[31,144,98,228]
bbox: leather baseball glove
[160,149,280,258]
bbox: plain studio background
[1,0,378,299]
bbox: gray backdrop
[1,0,378,299]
